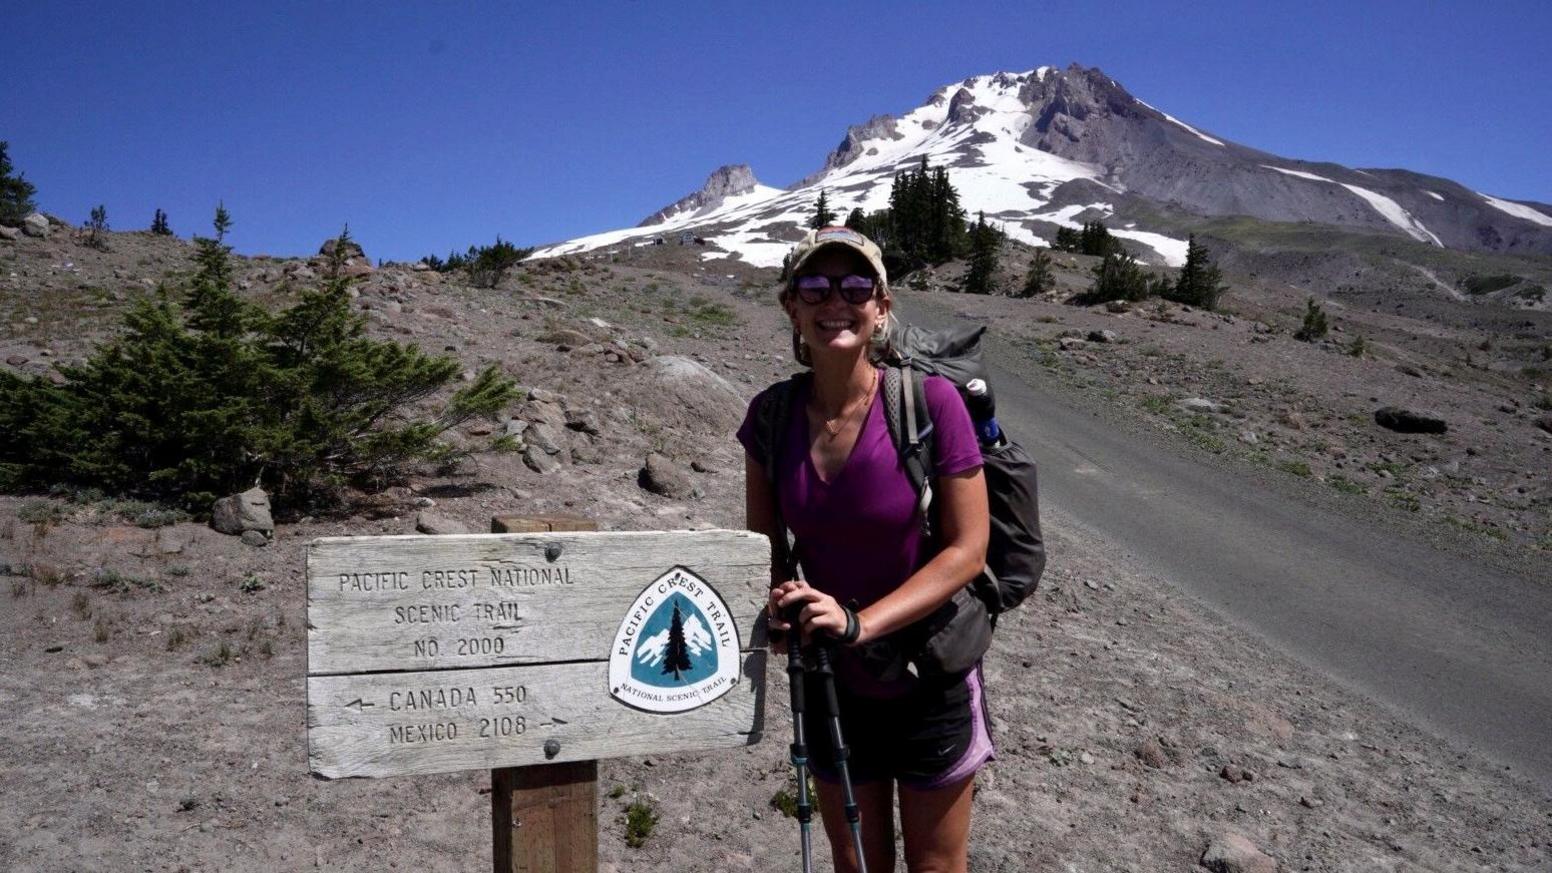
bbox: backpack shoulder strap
[751,374,805,579]
[883,366,936,537]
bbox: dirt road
[902,295,1552,792]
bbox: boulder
[1374,406,1447,434]
[415,511,469,535]
[1087,329,1118,343]
[21,213,50,238]
[1200,833,1277,873]
[1177,397,1222,414]
[240,530,270,547]
[210,487,273,535]
[643,356,744,432]
[0,225,18,241]
[319,237,366,260]
[639,453,694,498]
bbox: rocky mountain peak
[639,164,763,227]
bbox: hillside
[2,223,1550,870]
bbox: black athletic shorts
[799,665,992,790]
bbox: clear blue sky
[4,1,1548,261]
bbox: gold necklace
[819,367,877,438]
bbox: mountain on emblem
[630,593,718,687]
[608,567,742,714]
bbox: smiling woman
[739,226,992,873]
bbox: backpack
[749,322,1046,676]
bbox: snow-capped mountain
[532,64,1552,268]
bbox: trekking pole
[782,614,815,873]
[809,642,868,873]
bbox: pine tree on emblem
[662,602,694,680]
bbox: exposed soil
[1,227,1549,871]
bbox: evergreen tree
[662,602,693,680]
[1294,298,1329,342]
[0,206,517,509]
[809,189,837,229]
[1020,247,1055,298]
[1053,226,1080,252]
[844,207,866,230]
[1087,252,1151,303]
[963,212,1001,295]
[1166,235,1227,310]
[150,208,172,236]
[1079,221,1120,257]
[87,204,109,250]
[0,142,38,226]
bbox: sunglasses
[792,274,878,305]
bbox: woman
[737,226,992,873]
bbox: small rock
[1220,764,1255,784]
[1078,751,1095,765]
[467,421,494,436]
[0,225,18,242]
[1201,833,1277,873]
[1086,329,1118,344]
[565,408,602,435]
[1104,300,1131,313]
[1058,337,1088,351]
[1238,430,1258,445]
[83,653,110,668]
[415,511,469,535]
[1375,406,1447,434]
[1300,796,1322,809]
[240,530,270,547]
[690,459,717,474]
[523,445,562,474]
[1395,364,1425,378]
[1535,414,1552,435]
[640,453,694,498]
[6,354,27,365]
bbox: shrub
[1348,335,1368,358]
[1019,247,1055,297]
[623,799,658,848]
[468,237,533,288]
[0,208,518,511]
[87,204,109,250]
[1084,252,1151,304]
[1293,298,1329,342]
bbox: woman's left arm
[850,466,989,643]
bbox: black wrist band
[839,606,861,645]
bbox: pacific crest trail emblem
[608,567,741,713]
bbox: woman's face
[785,247,890,363]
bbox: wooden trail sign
[306,527,770,781]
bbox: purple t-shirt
[737,369,983,689]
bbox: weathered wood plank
[306,530,770,675]
[307,654,768,779]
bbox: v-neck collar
[801,368,881,487]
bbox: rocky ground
[1,224,1549,871]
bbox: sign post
[305,515,769,872]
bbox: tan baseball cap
[786,226,888,287]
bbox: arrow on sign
[344,698,375,711]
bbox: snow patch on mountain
[1134,98,1226,147]
[1339,184,1443,246]
[1480,193,1552,228]
[1263,165,1441,246]
[1424,190,1444,201]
